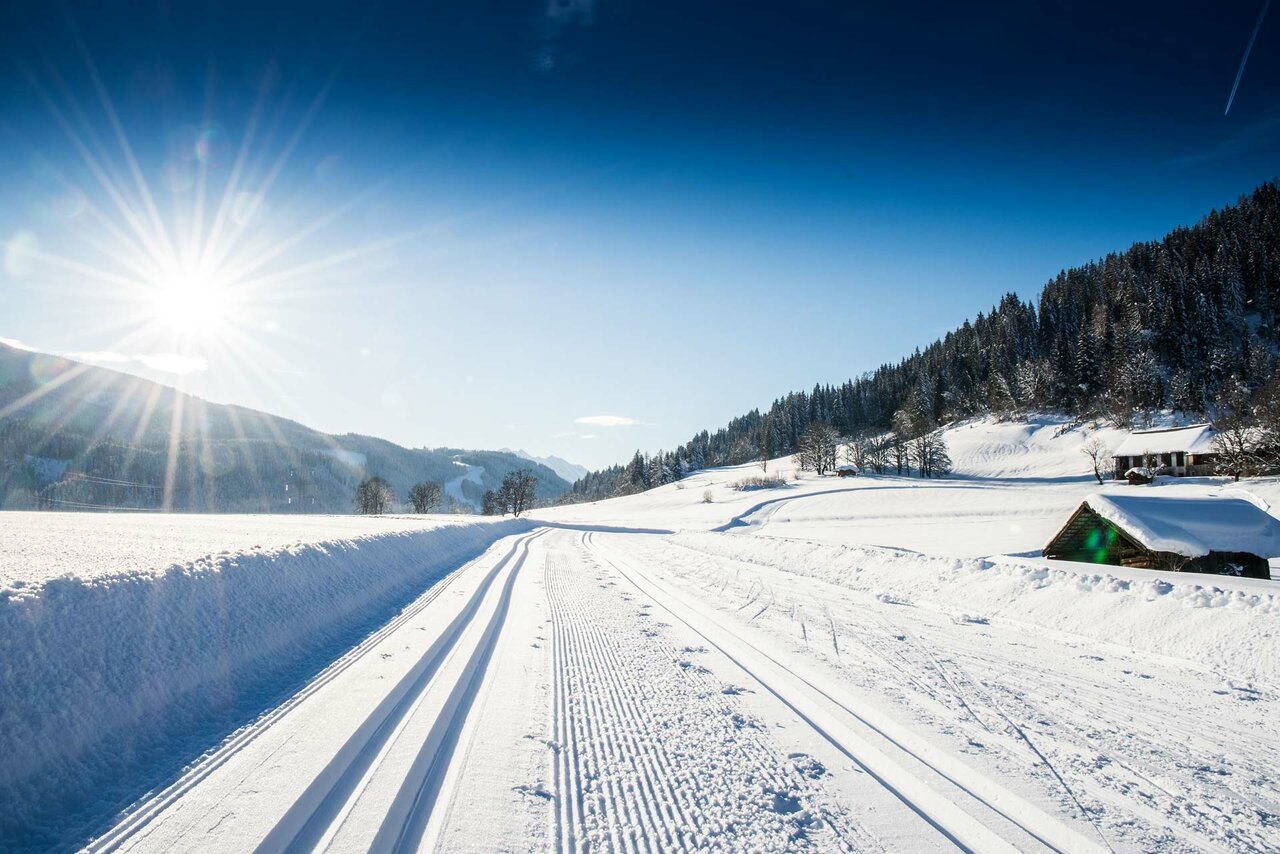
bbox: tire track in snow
[585,533,1106,854]
[251,528,547,853]
[87,531,533,854]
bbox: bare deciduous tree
[408,481,443,513]
[498,468,539,516]
[792,422,839,475]
[1080,435,1109,485]
[356,476,394,515]
[864,438,889,474]
[911,430,952,478]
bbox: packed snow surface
[3,415,1279,852]
[0,512,449,590]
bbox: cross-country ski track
[73,485,1280,853]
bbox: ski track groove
[657,534,1280,853]
[367,528,542,853]
[85,533,524,854]
[547,532,859,853]
[242,529,545,853]
[585,533,1111,854]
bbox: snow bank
[670,533,1280,685]
[0,518,529,851]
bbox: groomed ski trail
[545,532,866,853]
[582,532,1107,854]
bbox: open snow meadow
[2,416,1277,852]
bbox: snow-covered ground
[0,512,454,590]
[3,415,1278,852]
[443,459,485,510]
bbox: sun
[150,265,229,335]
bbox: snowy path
[582,533,1101,854]
[84,525,1280,853]
[615,533,1280,853]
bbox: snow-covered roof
[1112,424,1216,457]
[836,464,858,471]
[1056,493,1280,559]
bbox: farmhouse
[1043,493,1280,579]
[1111,424,1218,479]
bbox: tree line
[353,471,545,516]
[355,477,446,514]
[566,180,1280,501]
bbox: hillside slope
[0,343,569,511]
[569,180,1280,502]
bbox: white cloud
[575,414,638,427]
[580,434,596,440]
[65,350,131,363]
[75,351,208,374]
[133,353,209,374]
[4,340,207,375]
[4,230,40,278]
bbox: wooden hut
[1043,493,1280,579]
[1123,468,1154,486]
[836,464,858,478]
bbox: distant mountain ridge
[500,448,589,484]
[0,343,570,512]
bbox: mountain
[0,344,570,512]
[500,448,589,484]
[568,179,1280,500]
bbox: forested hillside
[568,180,1280,501]
[0,346,569,511]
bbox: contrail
[1226,0,1272,115]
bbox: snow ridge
[670,533,1280,685]
[0,518,530,852]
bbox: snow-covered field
[0,512,455,590]
[2,415,1278,852]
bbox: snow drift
[0,518,529,852]
[671,532,1280,685]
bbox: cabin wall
[1044,508,1143,565]
[1112,452,1218,480]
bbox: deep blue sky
[1,1,1277,468]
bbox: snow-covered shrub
[732,474,787,491]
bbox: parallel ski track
[87,529,537,854]
[548,534,864,854]
[584,532,1106,854]
[669,539,1248,854]
[256,528,546,853]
